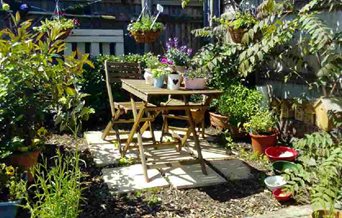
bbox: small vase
[144,69,153,85]
[167,74,181,90]
[153,76,164,88]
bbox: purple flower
[180,45,187,53]
[187,48,193,56]
[160,57,173,65]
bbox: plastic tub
[272,188,292,201]
[272,161,299,174]
[264,176,286,191]
[265,146,298,162]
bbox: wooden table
[121,79,222,182]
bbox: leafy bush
[127,16,164,33]
[23,149,84,218]
[284,132,342,212]
[0,14,93,158]
[243,110,276,134]
[216,84,263,126]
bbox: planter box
[184,77,207,90]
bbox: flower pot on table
[209,112,229,129]
[144,69,153,85]
[153,76,165,88]
[249,132,277,154]
[167,74,181,90]
[6,150,40,182]
[0,200,21,218]
[184,77,207,90]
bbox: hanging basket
[58,28,72,40]
[130,31,161,44]
[228,27,247,43]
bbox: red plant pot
[272,188,292,201]
[249,133,277,155]
[265,146,298,162]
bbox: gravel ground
[45,134,290,218]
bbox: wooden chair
[102,61,156,155]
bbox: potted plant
[165,38,192,74]
[0,164,26,218]
[184,69,207,90]
[151,68,169,88]
[34,17,80,40]
[127,15,164,44]
[222,11,257,43]
[244,110,277,154]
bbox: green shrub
[216,84,263,127]
[0,14,93,158]
[284,132,342,213]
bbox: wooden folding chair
[102,61,156,155]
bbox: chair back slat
[105,61,142,82]
[104,60,142,116]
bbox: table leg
[130,96,149,182]
[185,108,207,175]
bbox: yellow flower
[5,166,15,176]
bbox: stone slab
[209,159,256,181]
[102,164,169,193]
[89,143,139,167]
[161,163,226,189]
[145,146,195,164]
[247,205,313,218]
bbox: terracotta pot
[7,150,40,182]
[191,109,204,125]
[311,210,342,218]
[249,133,277,154]
[131,31,161,44]
[228,27,247,43]
[209,112,229,129]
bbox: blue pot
[153,76,164,88]
[0,200,20,218]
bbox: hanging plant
[127,15,164,44]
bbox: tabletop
[121,79,223,102]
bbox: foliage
[127,16,164,33]
[151,68,169,78]
[216,84,263,126]
[0,14,93,158]
[145,55,165,69]
[34,17,79,33]
[0,163,26,201]
[23,149,84,218]
[165,38,192,66]
[185,68,207,79]
[284,131,342,212]
[220,12,257,30]
[243,109,276,135]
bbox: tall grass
[23,149,84,218]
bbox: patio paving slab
[102,164,169,193]
[209,159,256,181]
[187,140,231,160]
[161,163,226,189]
[247,205,313,218]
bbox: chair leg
[147,112,156,144]
[102,119,113,140]
[160,115,166,142]
[201,120,205,138]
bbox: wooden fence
[23,0,205,55]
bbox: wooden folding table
[121,79,222,182]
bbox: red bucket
[272,188,292,201]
